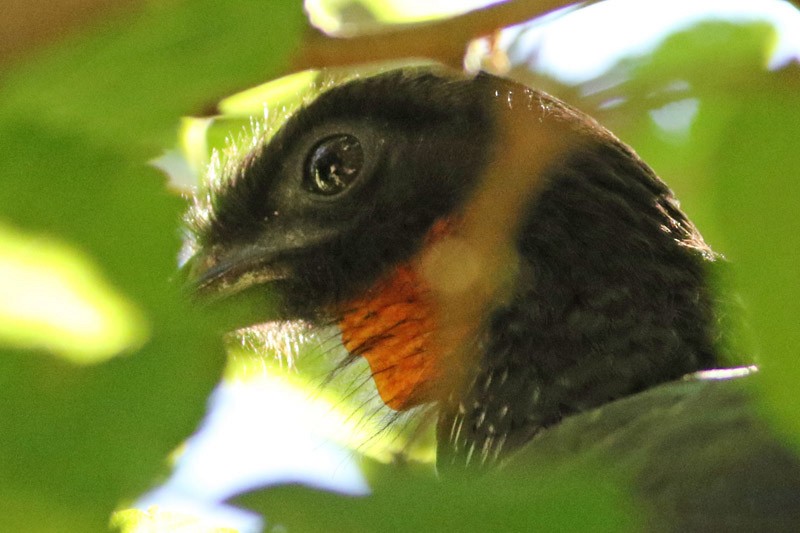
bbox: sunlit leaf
[0,224,148,364]
[0,1,305,531]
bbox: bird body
[506,370,800,531]
[187,66,800,528]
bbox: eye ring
[304,134,364,196]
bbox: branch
[291,0,594,71]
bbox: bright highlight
[0,225,148,364]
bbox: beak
[181,243,289,331]
[184,243,290,297]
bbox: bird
[185,66,800,529]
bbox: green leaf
[710,66,800,449]
[234,459,636,533]
[0,1,304,531]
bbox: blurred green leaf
[710,65,800,448]
[0,224,148,363]
[235,458,635,532]
[0,0,304,530]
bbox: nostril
[178,252,216,290]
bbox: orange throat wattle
[338,263,443,411]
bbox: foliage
[0,1,303,531]
[1,1,799,532]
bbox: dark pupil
[305,134,364,195]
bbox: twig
[291,0,596,71]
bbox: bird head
[186,66,723,469]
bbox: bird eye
[304,134,364,196]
